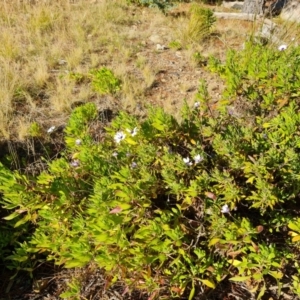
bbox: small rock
[232,3,243,10]
[58,59,67,65]
[156,44,167,51]
[280,0,300,23]
[149,34,161,44]
[222,1,243,10]
[175,51,182,58]
[47,126,56,134]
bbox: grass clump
[0,0,143,139]
[185,4,216,43]
[168,40,182,50]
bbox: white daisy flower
[183,157,193,166]
[194,154,203,164]
[221,204,230,214]
[131,162,137,169]
[126,127,138,137]
[194,102,200,108]
[70,159,80,167]
[278,44,287,51]
[75,139,82,145]
[114,131,126,144]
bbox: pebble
[156,44,167,51]
[149,34,161,44]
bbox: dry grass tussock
[0,0,299,141]
[0,0,146,140]
[0,0,227,140]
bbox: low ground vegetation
[1,0,300,299]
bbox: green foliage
[208,42,300,115]
[192,51,207,66]
[168,40,182,50]
[0,163,36,269]
[1,42,300,298]
[28,122,42,138]
[288,218,300,243]
[292,265,300,297]
[68,71,86,84]
[60,278,81,299]
[89,67,121,95]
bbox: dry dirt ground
[0,1,286,299]
[0,1,257,141]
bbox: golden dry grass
[0,0,298,141]
[0,0,144,139]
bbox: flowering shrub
[1,42,300,298]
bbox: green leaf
[115,190,130,200]
[134,227,152,239]
[117,203,132,210]
[64,260,85,268]
[14,214,31,227]
[200,279,216,289]
[64,256,91,268]
[271,262,280,268]
[257,283,266,300]
[292,235,300,242]
[94,233,109,242]
[162,224,171,231]
[253,273,263,280]
[288,221,300,232]
[3,211,21,221]
[183,196,192,206]
[269,271,283,279]
[152,122,165,131]
[246,176,256,184]
[126,137,137,145]
[188,282,195,300]
[208,238,220,247]
[227,259,242,267]
[229,276,251,282]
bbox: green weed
[28,122,42,138]
[89,67,121,95]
